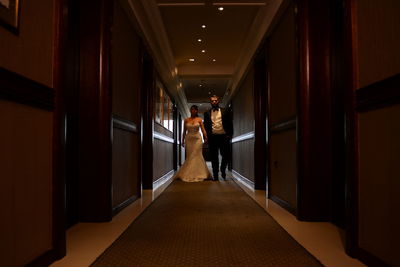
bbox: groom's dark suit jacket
[203,107,233,137]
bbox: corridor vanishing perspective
[1,0,399,266]
[91,180,322,266]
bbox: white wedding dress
[174,122,211,182]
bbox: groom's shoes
[213,174,219,181]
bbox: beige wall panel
[232,139,255,182]
[112,129,140,208]
[0,100,53,266]
[270,129,297,209]
[357,0,400,88]
[233,67,254,137]
[358,105,400,266]
[0,0,55,87]
[112,1,141,123]
[268,3,296,124]
[153,138,174,181]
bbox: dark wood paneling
[296,0,333,221]
[112,1,141,123]
[0,0,54,87]
[253,50,268,190]
[270,129,297,212]
[268,2,297,125]
[78,0,113,222]
[330,0,347,229]
[49,0,67,262]
[356,74,400,112]
[112,128,140,211]
[343,0,359,257]
[232,67,255,136]
[358,105,400,267]
[141,52,155,189]
[0,102,53,267]
[267,2,298,214]
[232,139,255,183]
[232,64,255,186]
[153,138,174,182]
[356,0,400,88]
[0,67,54,110]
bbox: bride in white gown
[174,105,211,182]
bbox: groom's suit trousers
[209,134,230,177]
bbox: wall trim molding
[153,169,175,190]
[356,74,400,112]
[232,170,255,191]
[112,195,139,216]
[0,67,54,110]
[270,195,296,215]
[112,114,138,133]
[231,131,255,143]
[270,117,297,134]
[154,131,175,143]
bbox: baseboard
[153,169,175,190]
[232,170,254,191]
[270,195,296,215]
[112,195,140,216]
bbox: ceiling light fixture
[199,84,203,87]
[212,59,216,62]
[202,25,206,28]
[201,50,206,53]
[218,7,224,11]
[189,58,195,62]
[197,38,202,42]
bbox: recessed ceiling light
[189,58,195,62]
[197,38,202,42]
[218,7,224,11]
[212,59,216,62]
[201,50,206,53]
[201,25,206,28]
[199,84,203,87]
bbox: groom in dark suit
[203,95,233,181]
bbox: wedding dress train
[174,122,211,182]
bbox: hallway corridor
[1,0,399,266]
[52,172,363,267]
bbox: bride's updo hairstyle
[190,105,199,117]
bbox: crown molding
[221,0,284,105]
[127,0,190,117]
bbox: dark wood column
[78,0,113,222]
[141,52,155,190]
[253,48,268,190]
[296,0,333,221]
[173,104,178,171]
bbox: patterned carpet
[91,180,323,266]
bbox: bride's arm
[182,119,187,147]
[199,119,208,143]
